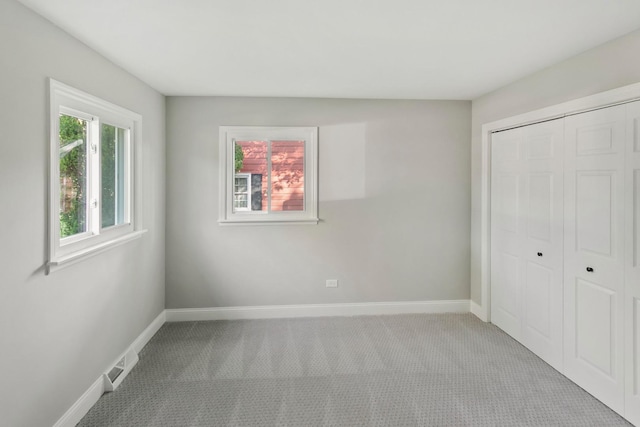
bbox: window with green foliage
[59,114,88,237]
[49,79,142,271]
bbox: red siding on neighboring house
[236,140,304,211]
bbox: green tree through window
[59,114,87,237]
[234,142,244,172]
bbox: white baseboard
[132,310,166,354]
[470,301,488,322]
[53,310,166,427]
[52,377,104,427]
[166,299,471,322]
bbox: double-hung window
[233,173,252,211]
[48,79,143,271]
[219,126,318,224]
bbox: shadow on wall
[319,122,366,202]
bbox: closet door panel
[527,173,553,242]
[524,261,553,337]
[521,119,564,370]
[625,101,640,425]
[491,119,563,370]
[564,105,626,413]
[575,172,615,257]
[495,173,520,235]
[575,278,615,374]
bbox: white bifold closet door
[625,101,640,425]
[491,118,564,371]
[563,104,626,413]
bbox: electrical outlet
[326,279,338,288]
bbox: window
[48,79,144,271]
[234,173,251,211]
[219,126,318,224]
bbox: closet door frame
[625,101,640,424]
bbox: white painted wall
[166,97,470,308]
[470,29,640,304]
[0,1,165,426]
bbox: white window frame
[233,173,252,212]
[48,79,145,273]
[219,126,318,225]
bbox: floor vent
[103,347,139,392]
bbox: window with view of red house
[219,126,318,225]
[235,140,305,212]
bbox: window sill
[47,229,147,274]
[218,218,319,226]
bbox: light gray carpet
[78,313,631,426]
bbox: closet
[490,100,640,425]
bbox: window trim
[219,126,319,225]
[48,79,145,273]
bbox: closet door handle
[537,252,543,257]
[586,267,594,273]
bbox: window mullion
[89,117,101,235]
[123,127,132,224]
[267,140,272,213]
[115,129,121,224]
[117,127,131,225]
[228,139,236,218]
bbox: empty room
[2,0,640,425]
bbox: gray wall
[470,29,640,304]
[166,97,470,308]
[0,1,166,426]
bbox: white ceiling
[17,0,640,99]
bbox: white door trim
[478,81,640,322]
